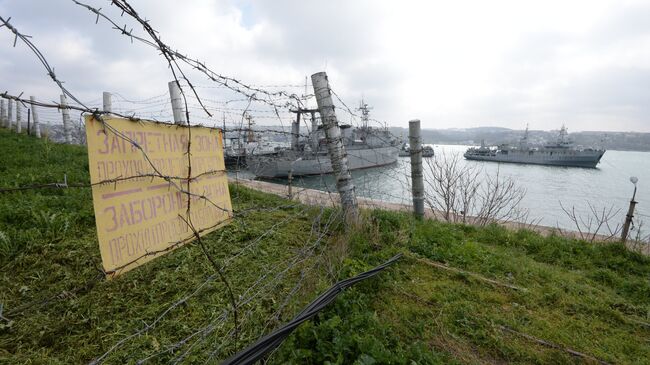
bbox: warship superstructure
[248,100,400,178]
[223,113,283,167]
[464,126,605,168]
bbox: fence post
[168,81,186,125]
[60,94,72,144]
[291,112,301,150]
[7,99,14,131]
[0,99,5,128]
[311,71,359,225]
[310,111,318,151]
[409,119,425,219]
[103,91,112,113]
[30,96,41,138]
[621,177,638,242]
[287,169,294,199]
[16,102,22,133]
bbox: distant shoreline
[427,142,650,153]
[387,126,650,153]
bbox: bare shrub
[423,151,529,226]
[558,202,622,242]
[474,168,527,226]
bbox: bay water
[242,145,650,235]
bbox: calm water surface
[239,145,650,232]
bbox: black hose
[220,253,402,365]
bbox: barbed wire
[0,3,412,364]
[0,96,411,216]
[0,16,88,108]
[191,83,308,90]
[2,3,646,363]
[0,7,241,358]
[72,0,305,112]
[111,91,170,104]
[0,13,349,365]
[84,205,335,364]
[173,208,339,364]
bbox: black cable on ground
[220,253,402,365]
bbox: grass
[1,128,649,364]
[0,129,338,363]
[271,210,650,364]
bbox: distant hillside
[388,126,650,152]
[42,122,650,152]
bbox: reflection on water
[232,145,650,231]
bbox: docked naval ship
[398,142,435,157]
[248,101,400,178]
[463,126,606,168]
[222,114,284,167]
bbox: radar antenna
[356,97,373,129]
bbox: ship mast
[245,113,255,142]
[559,124,568,143]
[357,97,372,130]
[222,111,227,148]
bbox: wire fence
[0,2,413,364]
[1,1,648,363]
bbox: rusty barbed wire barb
[72,0,304,112]
[0,15,88,108]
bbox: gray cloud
[0,0,649,132]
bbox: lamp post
[621,176,639,242]
[287,157,303,199]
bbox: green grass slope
[0,128,648,364]
[0,129,338,364]
[272,211,649,364]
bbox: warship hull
[464,150,605,168]
[399,148,435,157]
[224,154,246,167]
[249,146,399,178]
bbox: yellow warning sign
[85,116,232,277]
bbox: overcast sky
[1,0,649,132]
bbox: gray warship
[398,142,435,157]
[223,114,283,167]
[463,126,605,168]
[248,101,400,178]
